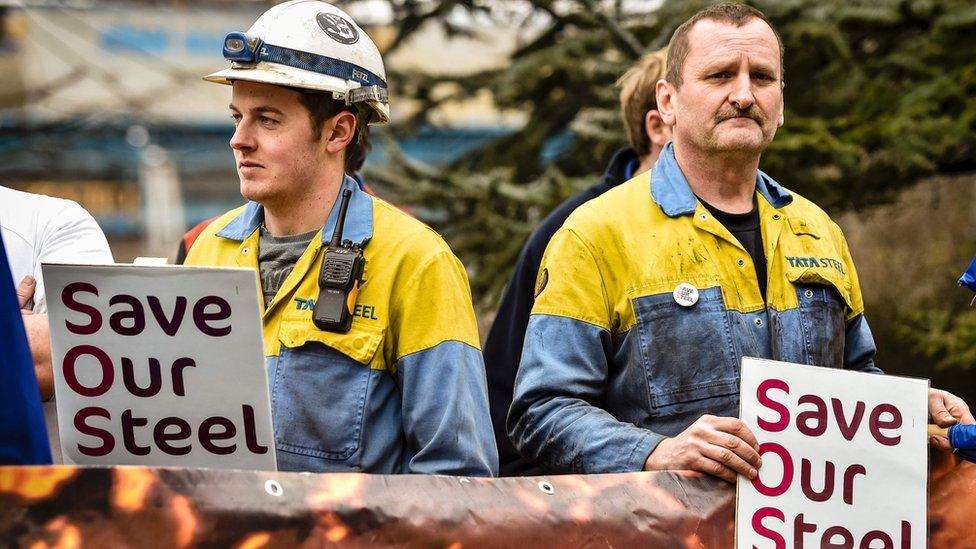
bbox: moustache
[715,106,766,125]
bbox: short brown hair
[295,90,372,174]
[617,48,667,157]
[665,2,784,88]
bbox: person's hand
[16,275,36,312]
[643,415,761,483]
[929,388,975,451]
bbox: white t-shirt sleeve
[32,201,114,313]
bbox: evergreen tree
[357,0,976,312]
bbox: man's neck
[634,144,665,178]
[673,143,760,214]
[635,154,655,177]
[262,178,344,237]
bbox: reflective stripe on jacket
[186,176,498,476]
[509,143,880,474]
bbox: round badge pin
[672,283,699,307]
[317,12,360,44]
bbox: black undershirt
[698,197,767,302]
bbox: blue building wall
[0,121,516,235]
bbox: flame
[52,525,81,549]
[446,543,463,549]
[325,525,349,543]
[171,494,199,547]
[0,466,76,502]
[235,532,271,549]
[684,533,704,548]
[314,512,350,543]
[112,467,157,512]
[307,474,367,507]
[30,517,82,549]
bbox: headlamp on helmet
[204,1,392,125]
[223,32,263,63]
[218,30,387,93]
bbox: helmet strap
[354,108,372,146]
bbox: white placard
[43,263,276,471]
[736,357,927,549]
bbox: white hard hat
[204,0,390,125]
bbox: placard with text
[736,357,927,549]
[43,263,276,471]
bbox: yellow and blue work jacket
[186,176,498,476]
[509,143,881,474]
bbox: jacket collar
[650,141,792,217]
[602,147,641,189]
[216,175,374,244]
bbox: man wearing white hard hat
[185,0,497,476]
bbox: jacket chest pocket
[273,319,385,461]
[789,271,852,368]
[633,286,739,413]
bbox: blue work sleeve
[396,340,499,477]
[844,313,883,374]
[508,314,661,474]
[0,235,51,465]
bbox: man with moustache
[508,2,972,481]
[484,49,670,475]
[184,1,496,476]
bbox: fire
[326,525,349,543]
[307,473,366,507]
[28,517,81,549]
[235,532,271,549]
[111,467,157,511]
[171,494,198,547]
[0,466,76,502]
[312,512,350,543]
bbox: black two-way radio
[312,189,366,333]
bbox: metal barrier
[1,452,971,547]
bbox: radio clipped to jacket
[313,189,366,333]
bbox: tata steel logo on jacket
[317,13,360,45]
[294,297,378,320]
[786,256,845,274]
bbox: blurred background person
[0,232,51,465]
[482,48,671,475]
[1,185,113,463]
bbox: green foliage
[898,308,976,371]
[837,174,976,395]
[363,0,976,310]
[367,141,590,306]
[764,0,976,211]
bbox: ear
[655,79,676,126]
[778,80,786,127]
[644,110,671,149]
[324,111,358,155]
